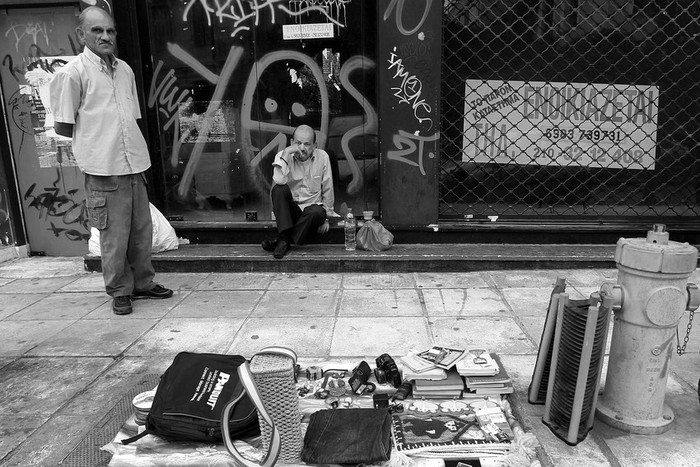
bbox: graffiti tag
[5,22,50,52]
[23,168,89,242]
[387,47,433,129]
[387,130,439,175]
[383,0,432,36]
[182,0,346,38]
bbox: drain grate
[59,374,160,467]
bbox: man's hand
[281,144,300,163]
[317,218,330,234]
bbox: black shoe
[261,238,279,252]
[273,240,290,259]
[113,296,133,315]
[133,284,174,299]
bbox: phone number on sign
[544,127,623,143]
[537,146,646,164]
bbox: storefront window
[143,0,378,222]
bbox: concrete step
[84,243,618,273]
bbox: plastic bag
[88,203,179,255]
[356,219,393,252]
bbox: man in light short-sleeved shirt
[261,124,339,259]
[50,6,172,315]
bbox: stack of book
[459,351,513,396]
[411,367,464,398]
[400,346,469,399]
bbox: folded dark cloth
[301,408,392,464]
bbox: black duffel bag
[122,352,260,444]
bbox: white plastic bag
[88,203,179,255]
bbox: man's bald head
[78,6,112,29]
[293,125,316,144]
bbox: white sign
[282,23,334,40]
[462,80,659,170]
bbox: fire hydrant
[596,224,700,434]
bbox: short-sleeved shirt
[272,148,335,215]
[49,47,151,176]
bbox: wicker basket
[249,350,303,463]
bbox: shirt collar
[83,46,118,71]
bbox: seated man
[262,124,337,259]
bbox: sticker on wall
[178,100,238,144]
[22,56,78,168]
[282,23,335,40]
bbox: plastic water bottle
[344,208,356,251]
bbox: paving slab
[0,357,112,416]
[414,271,490,288]
[0,256,85,278]
[26,319,157,357]
[268,272,343,290]
[0,292,50,320]
[9,292,109,320]
[0,319,76,357]
[422,287,508,316]
[342,272,416,289]
[255,289,339,317]
[82,295,186,319]
[488,270,563,289]
[56,273,106,292]
[0,414,45,461]
[339,289,424,316]
[1,414,89,467]
[555,268,618,287]
[125,318,245,356]
[167,290,264,317]
[429,316,536,354]
[195,272,274,290]
[228,317,334,356]
[331,316,432,356]
[58,356,171,417]
[501,287,559,317]
[154,272,211,292]
[0,276,80,293]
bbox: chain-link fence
[440,0,700,222]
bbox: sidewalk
[0,256,698,466]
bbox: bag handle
[222,362,281,467]
[258,345,297,365]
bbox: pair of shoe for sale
[261,237,290,259]
[113,284,174,315]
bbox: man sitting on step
[262,125,339,259]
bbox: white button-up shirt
[272,148,335,215]
[49,47,151,176]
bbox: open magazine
[414,345,467,370]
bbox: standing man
[50,6,172,315]
[262,125,338,259]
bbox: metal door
[0,5,89,256]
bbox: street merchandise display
[104,349,539,466]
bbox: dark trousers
[271,184,326,245]
[85,173,155,297]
